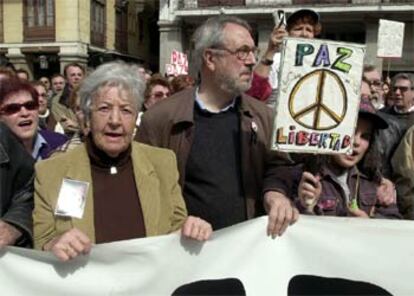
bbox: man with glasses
[137,16,298,236]
[391,75,414,218]
[368,73,414,181]
[363,65,385,110]
[381,73,414,131]
[389,73,414,115]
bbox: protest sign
[271,37,365,154]
[1,216,413,295]
[165,50,188,76]
[377,19,405,58]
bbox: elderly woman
[33,62,212,261]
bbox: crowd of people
[0,9,413,268]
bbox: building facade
[159,0,414,77]
[0,0,158,79]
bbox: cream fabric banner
[1,216,413,295]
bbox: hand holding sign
[298,171,322,213]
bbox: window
[91,0,106,47]
[0,0,3,43]
[293,0,349,3]
[24,0,55,41]
[115,0,128,52]
[197,0,245,7]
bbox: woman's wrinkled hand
[181,216,212,242]
[43,228,92,262]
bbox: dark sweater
[183,103,246,230]
[86,137,146,243]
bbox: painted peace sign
[289,69,347,130]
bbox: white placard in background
[377,19,405,58]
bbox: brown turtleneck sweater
[86,137,146,243]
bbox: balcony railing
[177,0,413,9]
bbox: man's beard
[214,70,252,96]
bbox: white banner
[271,37,365,154]
[1,216,413,295]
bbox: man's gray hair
[191,15,252,76]
[79,61,145,121]
[392,72,414,88]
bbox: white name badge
[54,178,89,219]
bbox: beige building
[159,0,414,76]
[0,0,158,79]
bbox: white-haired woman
[33,62,212,261]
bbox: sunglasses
[392,86,412,93]
[0,100,39,115]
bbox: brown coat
[136,87,291,219]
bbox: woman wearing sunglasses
[0,77,68,161]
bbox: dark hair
[0,77,39,105]
[63,62,85,78]
[3,62,16,72]
[15,68,29,79]
[287,15,322,36]
[357,131,382,183]
[0,66,17,79]
[170,75,195,94]
[392,72,414,89]
[144,74,171,100]
[31,80,46,90]
[51,73,65,80]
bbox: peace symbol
[289,69,347,130]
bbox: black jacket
[0,123,35,247]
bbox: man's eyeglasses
[210,45,260,61]
[0,101,39,115]
[392,86,412,93]
[368,80,383,88]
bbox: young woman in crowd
[294,98,401,218]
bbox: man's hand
[377,177,397,206]
[181,216,212,242]
[43,228,92,262]
[264,191,299,238]
[0,220,22,247]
